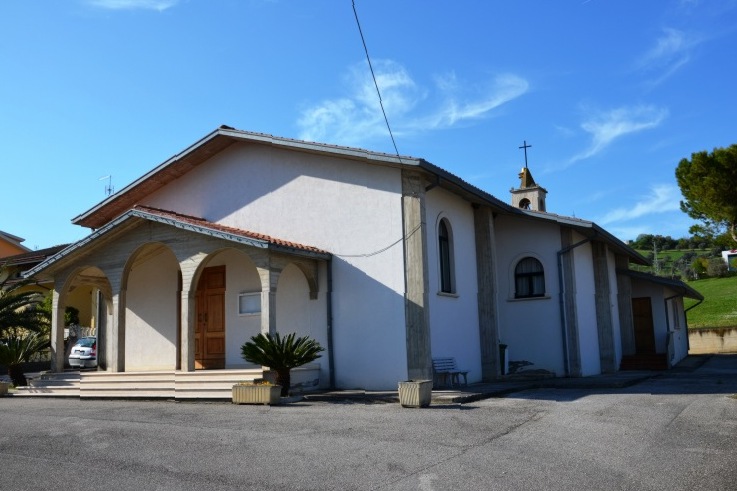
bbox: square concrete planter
[398,380,432,408]
[0,382,9,397]
[232,384,282,405]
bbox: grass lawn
[685,275,737,329]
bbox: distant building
[722,250,737,272]
[0,230,30,259]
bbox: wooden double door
[195,266,226,369]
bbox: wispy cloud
[636,28,701,87]
[297,60,528,146]
[598,184,681,225]
[568,104,668,164]
[85,0,179,11]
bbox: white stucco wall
[142,143,407,389]
[276,263,329,387]
[125,246,179,371]
[573,240,600,376]
[495,215,565,375]
[425,187,482,382]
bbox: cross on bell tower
[519,140,532,168]
[510,140,547,212]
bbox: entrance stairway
[14,369,263,400]
[620,353,669,371]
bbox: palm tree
[0,277,50,386]
[0,277,49,339]
[0,332,49,386]
[240,332,324,397]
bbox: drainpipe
[556,235,595,377]
[683,292,704,353]
[684,298,703,313]
[326,259,335,389]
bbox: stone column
[592,241,617,373]
[560,228,582,377]
[179,254,205,372]
[473,205,501,380]
[402,171,432,381]
[180,288,196,371]
[51,285,66,373]
[110,289,126,372]
[257,261,281,336]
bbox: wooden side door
[195,266,226,369]
[632,297,656,354]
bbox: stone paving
[303,354,712,405]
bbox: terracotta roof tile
[133,205,329,255]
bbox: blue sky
[2,0,736,250]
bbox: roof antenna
[99,175,114,196]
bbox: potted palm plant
[240,332,324,398]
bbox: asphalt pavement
[1,354,735,491]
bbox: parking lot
[1,355,736,491]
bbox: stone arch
[187,246,262,369]
[53,265,113,371]
[121,242,181,371]
[291,261,319,300]
[275,262,327,358]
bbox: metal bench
[432,357,469,388]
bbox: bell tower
[510,140,547,212]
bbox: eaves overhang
[518,209,650,266]
[417,158,513,213]
[618,269,704,301]
[25,207,331,280]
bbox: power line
[352,0,402,162]
[334,1,419,260]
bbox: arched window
[438,218,454,293]
[518,198,531,209]
[514,257,545,298]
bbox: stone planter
[0,382,9,397]
[232,384,282,405]
[398,379,432,408]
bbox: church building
[23,126,701,397]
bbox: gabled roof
[618,269,704,300]
[73,126,423,229]
[24,206,330,280]
[69,125,643,266]
[519,209,649,265]
[72,126,513,229]
[0,230,31,253]
[0,244,69,267]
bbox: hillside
[684,275,737,329]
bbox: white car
[68,337,97,368]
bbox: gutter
[557,234,595,377]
